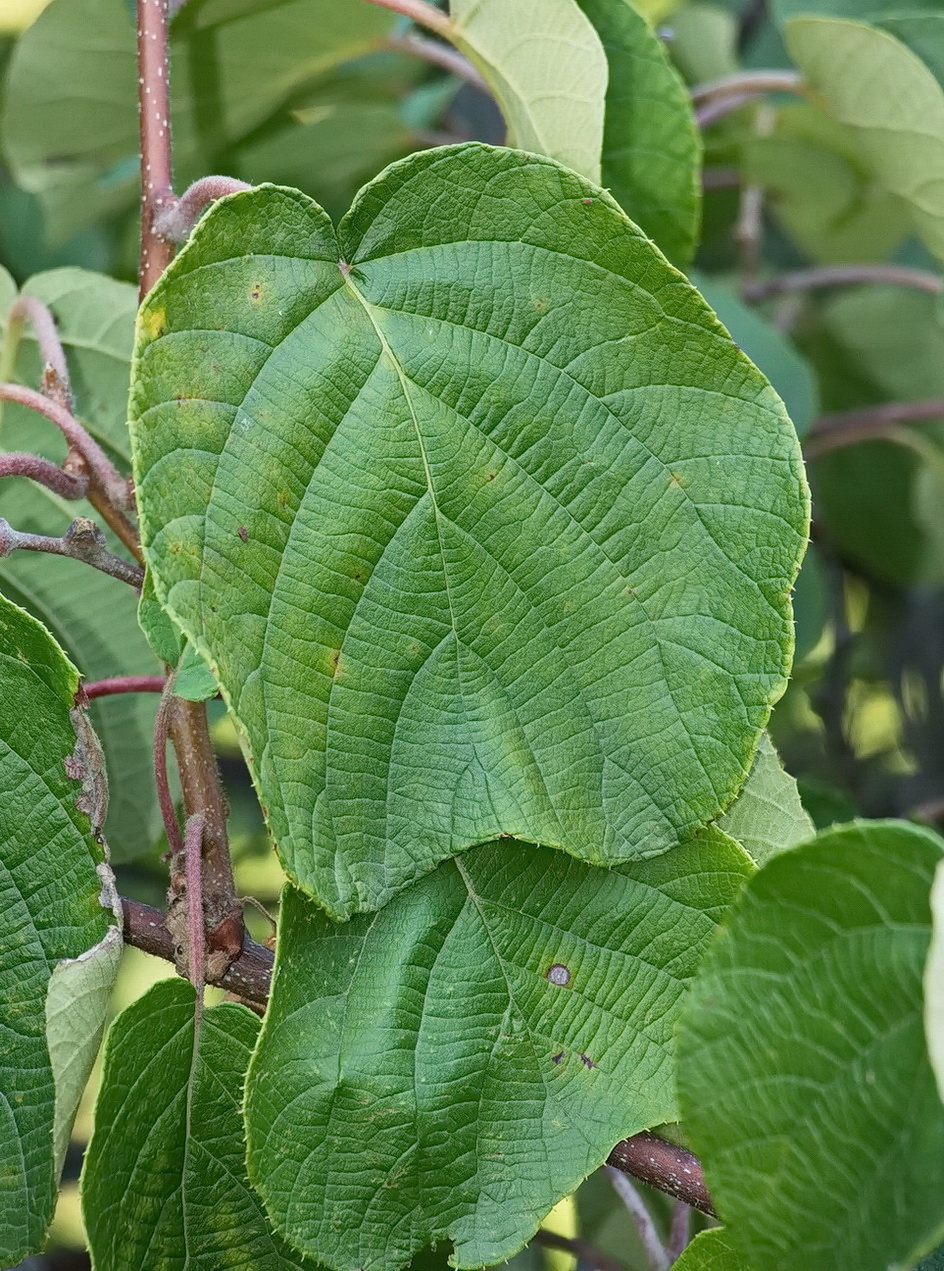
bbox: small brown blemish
[237,525,249,542]
[487,472,496,481]
[551,1051,564,1065]
[354,572,363,581]
[250,282,262,302]
[533,298,546,311]
[669,471,688,488]
[625,587,635,597]
[330,649,342,677]
[546,963,571,987]
[339,259,352,277]
[582,198,594,206]
[579,1053,597,1069]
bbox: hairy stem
[154,672,185,859]
[360,0,453,36]
[155,174,253,243]
[8,296,73,409]
[607,1133,715,1218]
[85,674,167,698]
[805,399,944,459]
[138,0,175,296]
[691,69,804,105]
[121,896,274,1006]
[0,451,88,500]
[605,1166,670,1271]
[744,264,943,302]
[0,517,144,587]
[387,33,487,89]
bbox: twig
[138,0,175,296]
[154,175,253,243]
[607,1133,715,1218]
[605,1166,669,1271]
[668,1202,691,1260]
[532,1229,629,1271]
[7,295,73,409]
[0,451,88,500]
[121,896,274,1007]
[0,517,144,588]
[693,70,804,128]
[743,264,943,303]
[85,675,166,698]
[804,399,944,459]
[184,811,206,1003]
[168,697,243,978]
[359,0,452,36]
[387,33,487,90]
[0,381,140,559]
[154,671,185,859]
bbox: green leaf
[785,17,944,266]
[0,594,116,1264]
[0,270,165,859]
[131,145,808,919]
[773,0,944,26]
[666,4,739,85]
[45,926,122,1176]
[82,979,317,1270]
[573,0,700,266]
[693,273,819,437]
[678,820,944,1271]
[879,14,944,91]
[245,830,753,1271]
[174,641,218,702]
[672,1230,751,1271]
[742,104,911,265]
[447,0,608,182]
[925,859,944,1106]
[715,731,812,864]
[0,267,138,463]
[1,0,396,241]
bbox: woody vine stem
[127,0,715,1225]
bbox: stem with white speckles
[137,0,174,298]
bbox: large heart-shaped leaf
[679,820,944,1271]
[83,980,316,1270]
[0,593,118,1263]
[131,144,808,918]
[244,830,752,1271]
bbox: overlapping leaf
[244,831,753,1271]
[679,820,944,1271]
[673,1230,750,1271]
[714,731,812,865]
[131,144,807,918]
[786,17,944,266]
[83,979,316,1270]
[447,0,608,182]
[0,594,117,1264]
[574,0,700,266]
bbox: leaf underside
[131,144,807,919]
[245,830,753,1271]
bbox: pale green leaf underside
[0,595,112,1264]
[448,0,607,184]
[786,17,944,266]
[82,979,316,1270]
[679,820,944,1271]
[245,830,752,1271]
[715,731,812,865]
[131,145,807,919]
[924,859,944,1105]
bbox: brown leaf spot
[331,649,342,677]
[237,525,249,542]
[579,1053,597,1069]
[250,283,263,303]
[546,963,572,987]
[551,1051,565,1064]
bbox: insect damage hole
[546,963,571,987]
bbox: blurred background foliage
[3,0,944,1265]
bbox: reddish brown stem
[138,0,175,297]
[805,399,944,459]
[121,896,274,1006]
[607,1132,715,1217]
[155,175,253,243]
[154,673,184,859]
[744,264,943,303]
[8,296,73,408]
[360,0,452,35]
[0,452,88,499]
[0,517,144,588]
[184,811,206,1000]
[532,1229,630,1271]
[85,675,166,698]
[387,33,487,90]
